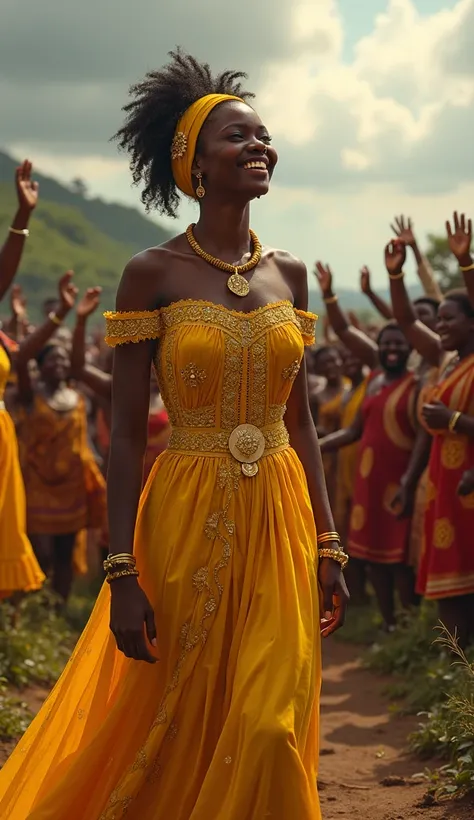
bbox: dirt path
[320,640,473,819]
[1,641,473,818]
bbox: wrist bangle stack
[459,262,474,272]
[9,226,29,238]
[448,411,462,433]
[103,552,139,583]
[323,295,338,305]
[316,531,349,569]
[48,312,63,327]
[389,271,405,280]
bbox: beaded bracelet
[105,568,139,584]
[318,547,349,569]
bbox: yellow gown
[0,344,45,597]
[0,300,321,820]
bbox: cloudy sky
[3,0,474,291]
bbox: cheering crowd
[1,159,474,647]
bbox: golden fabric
[104,310,161,347]
[17,394,106,535]
[0,346,45,596]
[0,300,321,820]
[171,94,244,198]
[334,379,367,536]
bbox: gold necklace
[185,224,262,297]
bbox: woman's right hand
[384,239,406,276]
[314,261,334,296]
[109,576,158,663]
[57,270,78,319]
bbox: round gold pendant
[241,462,259,477]
[227,273,250,297]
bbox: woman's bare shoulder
[115,236,187,311]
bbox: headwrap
[171,93,244,198]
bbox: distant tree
[425,233,462,290]
[70,177,88,198]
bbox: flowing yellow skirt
[0,408,45,597]
[0,448,321,819]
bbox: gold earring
[196,172,206,199]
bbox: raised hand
[57,271,78,318]
[384,239,406,276]
[360,266,371,294]
[446,212,472,263]
[10,284,27,320]
[314,261,333,295]
[390,215,415,247]
[76,286,102,320]
[15,160,39,214]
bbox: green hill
[0,150,172,321]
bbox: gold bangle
[318,548,349,569]
[317,531,340,544]
[105,552,136,563]
[459,262,474,272]
[106,568,139,584]
[48,312,63,327]
[448,411,462,433]
[9,226,29,237]
[103,553,137,572]
[389,271,405,280]
[323,295,338,304]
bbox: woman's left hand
[457,467,474,497]
[318,556,350,637]
[421,400,452,430]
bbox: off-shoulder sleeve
[294,308,318,346]
[104,309,162,347]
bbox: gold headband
[171,93,244,198]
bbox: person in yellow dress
[0,336,45,599]
[0,50,349,819]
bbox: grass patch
[0,582,97,740]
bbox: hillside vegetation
[0,151,171,321]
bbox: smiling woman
[0,49,349,820]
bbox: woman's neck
[194,203,251,261]
[457,337,474,360]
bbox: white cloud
[4,0,474,289]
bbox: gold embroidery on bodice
[153,301,307,434]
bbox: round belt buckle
[228,423,265,476]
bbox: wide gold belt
[168,420,290,476]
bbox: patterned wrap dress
[0,299,322,820]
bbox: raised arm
[71,286,103,375]
[0,160,39,301]
[360,265,393,320]
[314,262,379,370]
[15,272,78,404]
[446,212,474,309]
[70,286,112,401]
[284,255,349,635]
[5,285,28,343]
[391,214,443,302]
[385,240,442,367]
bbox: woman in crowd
[0,49,348,820]
[318,262,418,629]
[309,343,349,506]
[386,216,474,647]
[14,275,106,603]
